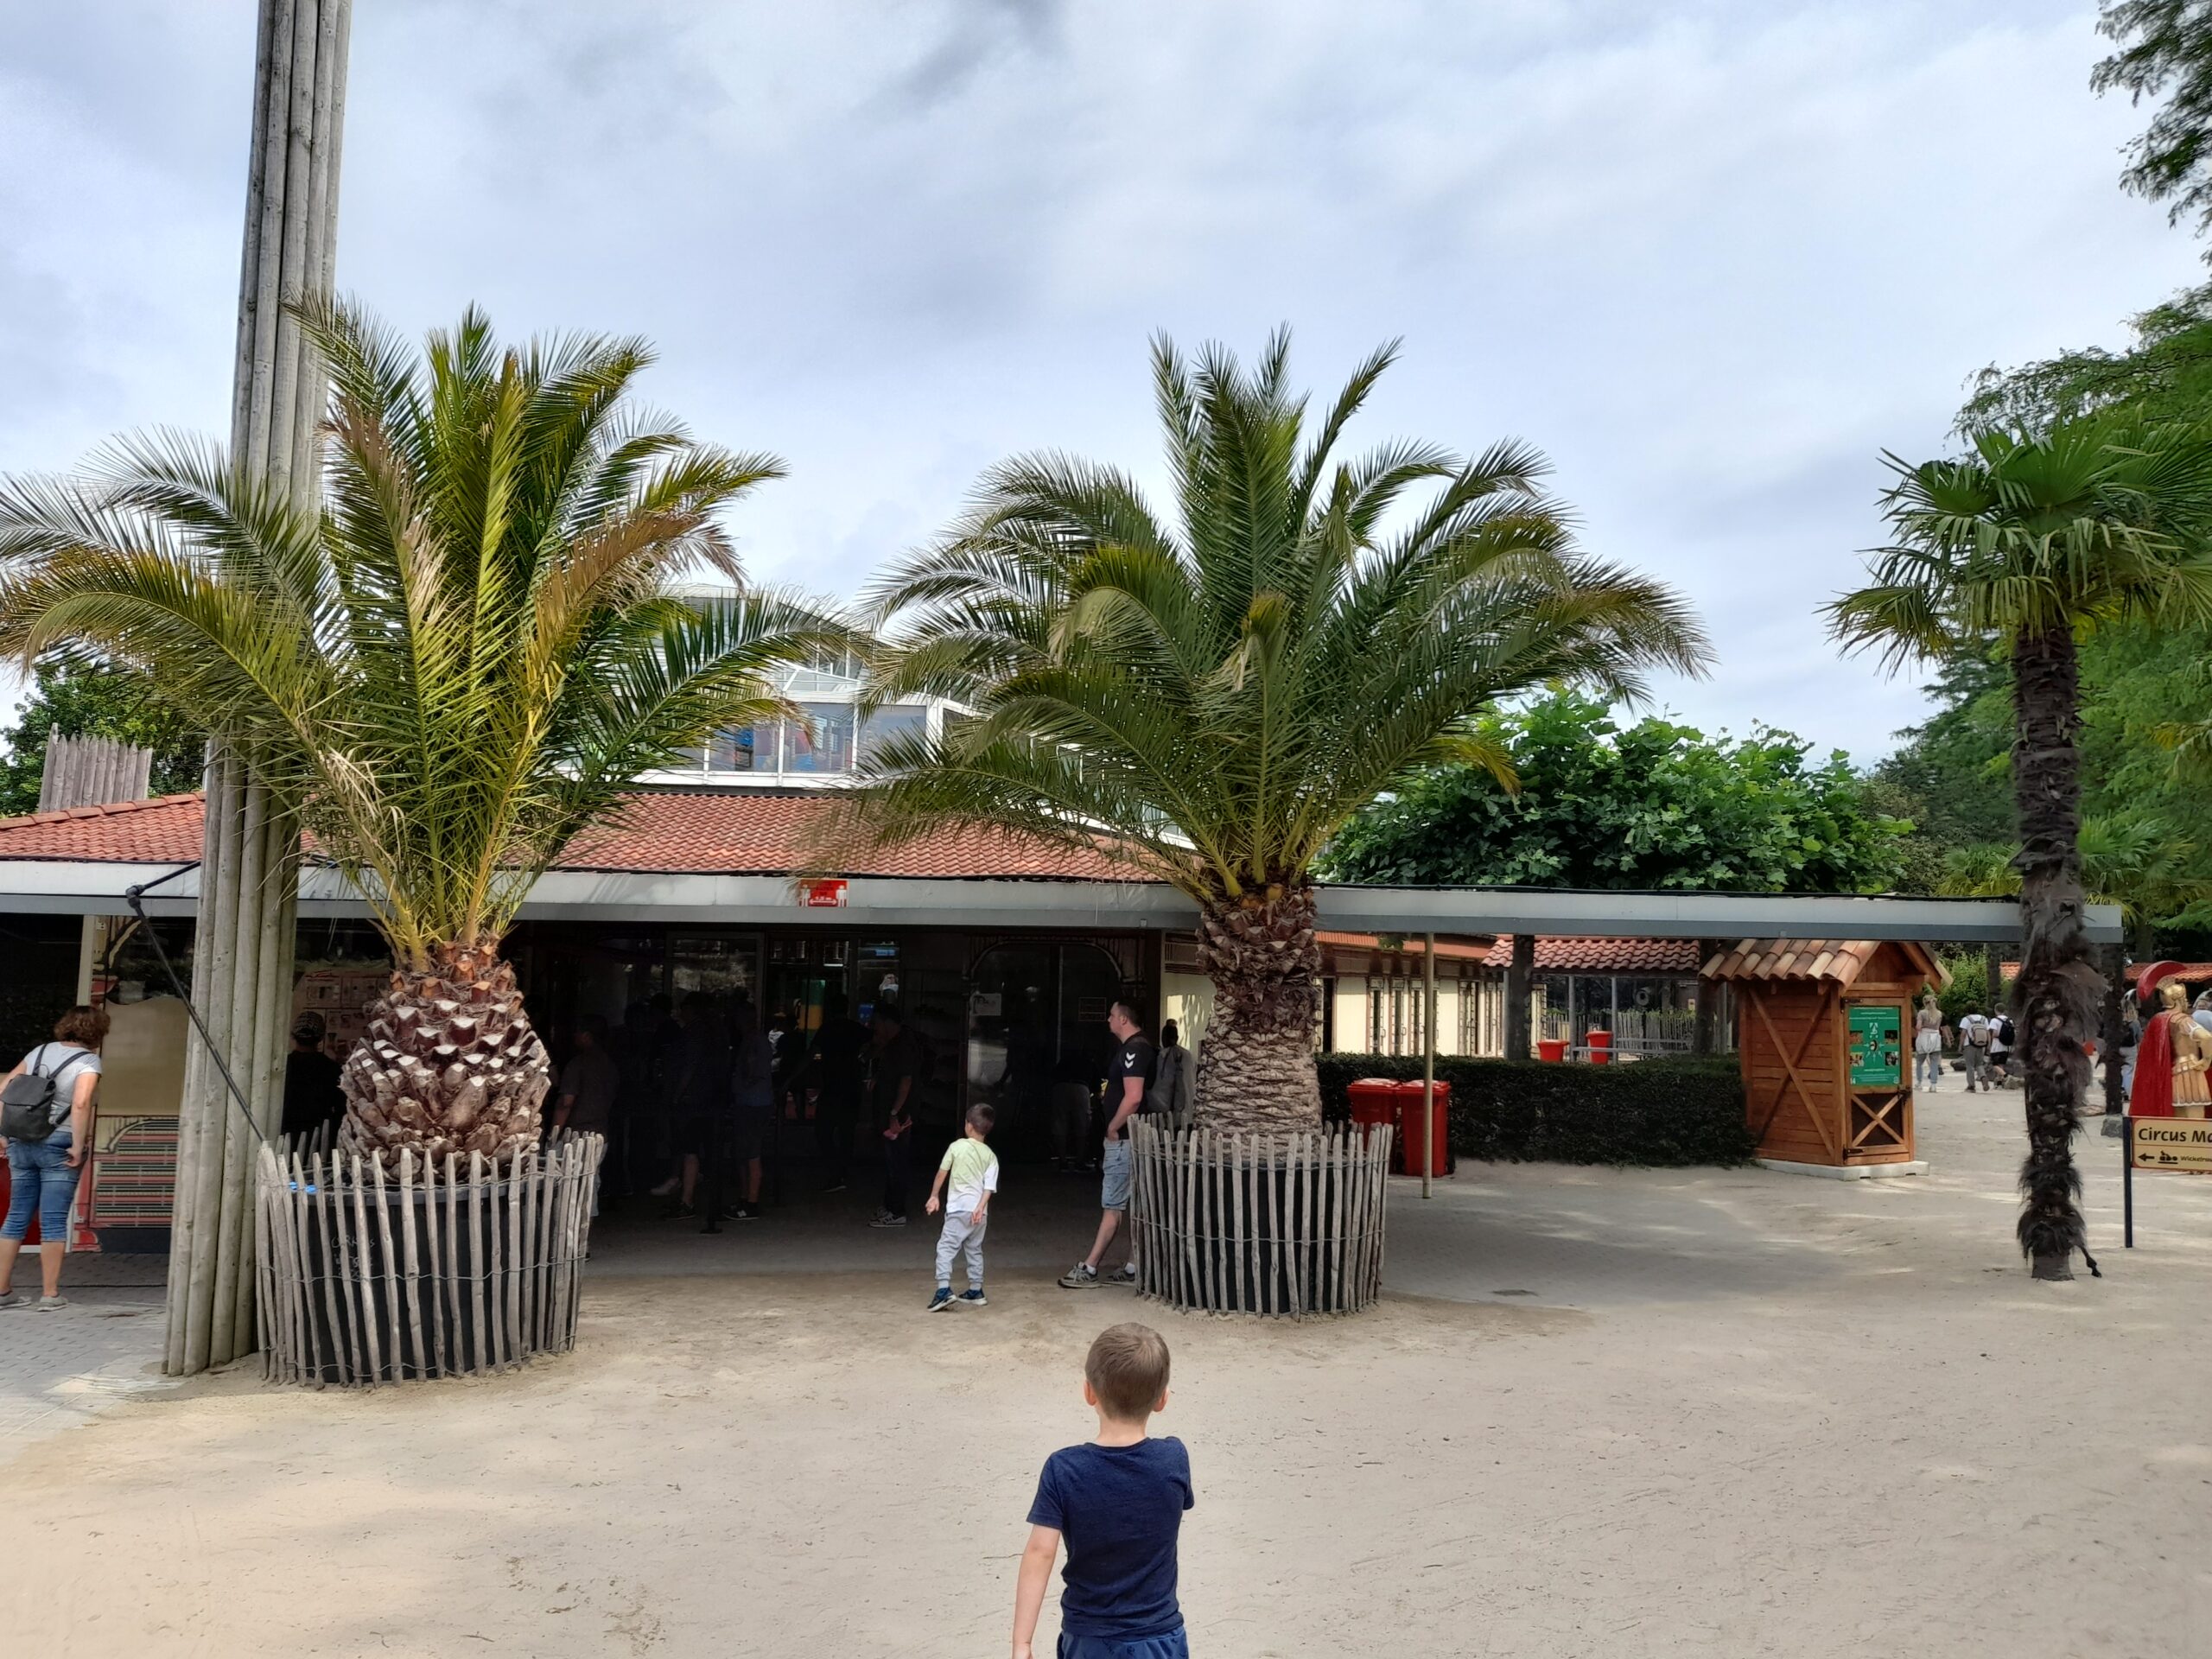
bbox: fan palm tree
[0,298,839,1166]
[1938,813,2211,958]
[843,331,1710,1132]
[1828,417,2212,1280]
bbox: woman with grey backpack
[0,1004,109,1309]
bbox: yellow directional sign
[2131,1118,2212,1174]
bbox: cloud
[1,0,2200,760]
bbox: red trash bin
[1586,1029,1613,1065]
[1535,1038,1567,1063]
[1390,1080,1453,1178]
[1347,1078,1401,1153]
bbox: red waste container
[1391,1080,1453,1178]
[1347,1078,1401,1152]
[1586,1029,1613,1065]
[1535,1038,1568,1063]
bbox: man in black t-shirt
[1058,1001,1154,1289]
[868,1005,928,1226]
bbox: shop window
[708,725,766,772]
[785,702,856,773]
[860,704,928,762]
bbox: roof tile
[0,790,1136,881]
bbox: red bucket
[1535,1038,1567,1063]
[1586,1029,1613,1065]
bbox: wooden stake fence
[253,1130,602,1387]
[1129,1121,1393,1317]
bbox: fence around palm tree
[1128,1120,1393,1316]
[255,1131,601,1387]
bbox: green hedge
[1318,1052,1754,1167]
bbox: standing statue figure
[2129,975,2212,1119]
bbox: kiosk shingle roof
[0,791,1135,881]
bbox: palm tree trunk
[2010,625,2100,1281]
[1192,885,1323,1133]
[338,939,551,1166]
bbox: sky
[2,0,2204,763]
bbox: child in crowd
[1014,1323,1194,1659]
[925,1103,998,1311]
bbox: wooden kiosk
[1703,939,1947,1173]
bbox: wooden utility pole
[164,0,350,1377]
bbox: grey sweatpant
[935,1211,988,1289]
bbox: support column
[1503,933,1534,1062]
[164,0,349,1377]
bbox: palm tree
[1828,417,2212,1279]
[844,332,1710,1132]
[0,298,838,1166]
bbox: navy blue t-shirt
[1027,1436,1194,1639]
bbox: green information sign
[1848,1004,1902,1088]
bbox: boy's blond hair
[1085,1322,1170,1420]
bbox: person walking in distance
[1060,1002,1154,1289]
[0,1005,108,1310]
[1958,1007,1991,1093]
[924,1103,999,1310]
[279,1011,344,1142]
[868,1004,926,1228]
[796,991,868,1195]
[720,1001,772,1223]
[1151,1020,1193,1128]
[1912,992,1944,1093]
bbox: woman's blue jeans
[3,1129,78,1242]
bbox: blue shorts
[3,1129,79,1243]
[1100,1140,1133,1210]
[1059,1626,1188,1659]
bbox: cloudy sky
[3,1,2202,760]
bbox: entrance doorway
[965,941,1126,1162]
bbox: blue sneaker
[958,1289,988,1307]
[926,1287,954,1313]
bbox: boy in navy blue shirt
[1014,1322,1194,1659]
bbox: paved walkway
[0,1252,177,1446]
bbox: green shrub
[1318,1052,1754,1167]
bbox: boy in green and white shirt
[924,1103,999,1311]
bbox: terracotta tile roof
[1700,938,1948,988]
[1478,935,1702,975]
[0,793,207,862]
[0,790,1138,882]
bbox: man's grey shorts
[1100,1140,1133,1210]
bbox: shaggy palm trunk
[1192,885,1324,1133]
[2010,625,2099,1281]
[337,940,551,1165]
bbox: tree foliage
[0,296,839,966]
[1318,690,1909,893]
[849,331,1712,905]
[0,658,204,817]
[2095,2,2212,247]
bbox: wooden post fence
[1128,1121,1393,1318]
[253,1132,601,1388]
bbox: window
[784,702,856,773]
[859,704,928,761]
[708,726,766,772]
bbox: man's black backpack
[0,1045,88,1142]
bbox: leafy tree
[1319,690,1909,893]
[1828,416,2212,1281]
[2094,2,2212,248]
[848,332,1709,1132]
[0,298,836,1165]
[0,658,204,817]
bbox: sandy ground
[4,1090,2209,1658]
